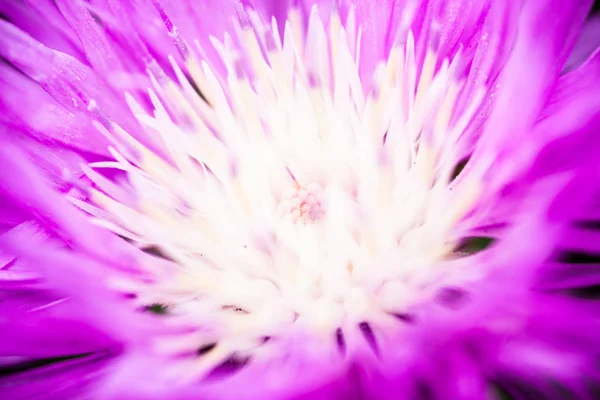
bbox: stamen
[277,183,325,224]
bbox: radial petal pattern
[1,1,600,399]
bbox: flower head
[1,0,600,399]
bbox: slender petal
[0,1,599,399]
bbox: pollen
[277,183,325,223]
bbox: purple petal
[54,0,126,78]
[0,20,142,141]
[0,0,85,61]
[0,141,140,271]
[564,13,600,72]
[475,0,592,156]
[0,64,110,155]
[0,352,114,400]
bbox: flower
[1,0,600,398]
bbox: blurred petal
[564,14,600,72]
[0,0,598,398]
[0,141,139,270]
[0,65,109,155]
[0,0,85,61]
[476,0,592,155]
[0,353,115,400]
[0,20,141,138]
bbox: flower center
[277,183,325,224]
[70,5,483,379]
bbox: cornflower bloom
[1,0,600,398]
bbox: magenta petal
[0,292,117,358]
[524,48,600,181]
[539,46,600,136]
[0,64,110,155]
[0,0,85,61]
[352,0,401,83]
[0,353,114,400]
[463,0,593,216]
[0,0,598,398]
[461,44,600,237]
[0,197,28,229]
[376,266,600,399]
[564,14,600,72]
[475,0,592,155]
[54,0,126,77]
[0,237,152,346]
[0,20,142,139]
[0,141,139,271]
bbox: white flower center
[70,6,485,379]
[277,183,325,223]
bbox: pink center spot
[277,183,325,224]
